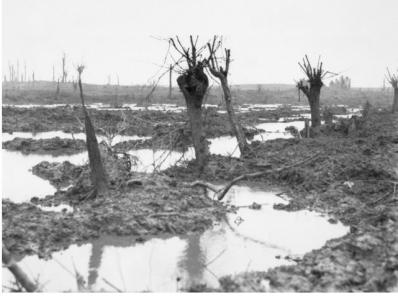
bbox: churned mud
[168,109,398,292]
[3,102,397,292]
[2,144,228,260]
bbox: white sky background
[2,0,398,87]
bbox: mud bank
[170,110,398,292]
[2,137,86,156]
[3,175,227,260]
[31,161,84,189]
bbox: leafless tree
[62,53,67,83]
[207,36,249,156]
[386,68,398,113]
[77,65,108,197]
[170,36,210,171]
[297,56,333,132]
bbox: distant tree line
[329,75,351,89]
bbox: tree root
[190,153,321,201]
[2,245,38,292]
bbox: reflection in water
[177,234,206,289]
[87,240,105,288]
[3,186,349,292]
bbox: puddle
[2,185,348,292]
[37,204,74,213]
[1,150,88,203]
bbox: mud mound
[2,137,86,156]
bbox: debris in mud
[248,202,262,210]
[2,137,86,156]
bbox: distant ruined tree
[77,65,108,197]
[55,78,60,99]
[62,53,67,83]
[386,68,398,113]
[297,56,333,133]
[206,36,249,156]
[170,36,210,171]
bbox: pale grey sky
[2,0,398,87]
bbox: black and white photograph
[1,0,398,294]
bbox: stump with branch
[297,56,333,134]
[206,36,249,156]
[77,65,108,197]
[170,36,210,171]
[386,68,398,113]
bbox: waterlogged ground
[4,102,383,292]
[1,119,304,201]
[2,186,348,292]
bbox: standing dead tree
[168,64,173,99]
[170,36,210,171]
[62,53,67,83]
[206,36,249,156]
[386,68,398,113]
[77,65,108,197]
[297,56,332,133]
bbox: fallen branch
[2,245,38,292]
[190,153,321,201]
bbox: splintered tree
[386,68,398,113]
[62,53,67,83]
[297,56,331,132]
[170,36,210,170]
[207,36,249,156]
[77,65,108,197]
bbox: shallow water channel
[2,121,305,201]
[2,185,348,292]
[2,118,349,292]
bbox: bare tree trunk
[308,86,321,128]
[77,69,108,196]
[392,88,398,113]
[168,64,173,99]
[185,95,209,169]
[2,246,38,292]
[220,78,248,155]
[62,53,66,83]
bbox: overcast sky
[2,0,398,87]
